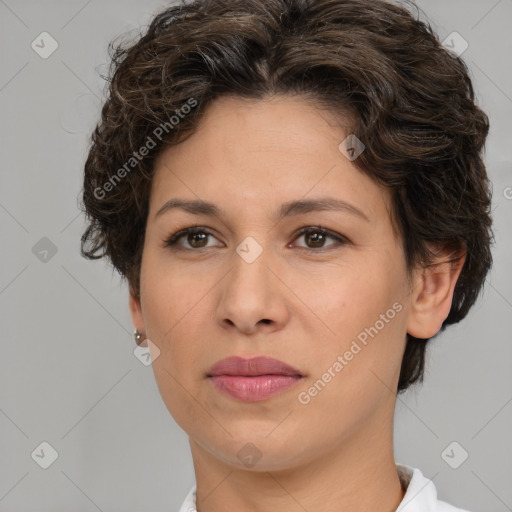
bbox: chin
[209,436,309,472]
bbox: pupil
[189,232,208,247]
[307,231,324,248]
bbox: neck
[189,412,405,512]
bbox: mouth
[207,356,304,402]
[207,355,303,377]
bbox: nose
[215,243,290,335]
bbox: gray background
[0,0,511,511]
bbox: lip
[208,356,302,377]
[207,356,303,402]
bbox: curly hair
[80,0,493,393]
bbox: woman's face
[131,94,416,470]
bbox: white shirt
[178,463,471,512]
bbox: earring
[134,328,145,345]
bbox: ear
[129,288,147,346]
[406,245,466,339]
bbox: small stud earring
[134,328,145,345]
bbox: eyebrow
[154,197,369,222]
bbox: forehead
[150,95,392,224]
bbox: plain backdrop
[1,0,511,511]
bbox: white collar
[178,463,470,512]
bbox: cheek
[140,250,207,334]
[140,258,209,428]
[139,255,207,391]
[300,256,408,388]
[294,297,406,437]
[307,260,401,336]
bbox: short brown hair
[80,0,493,392]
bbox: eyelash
[162,225,349,252]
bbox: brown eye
[304,230,328,248]
[292,227,348,251]
[163,227,220,250]
[163,225,348,252]
[186,231,209,248]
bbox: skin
[129,95,464,512]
